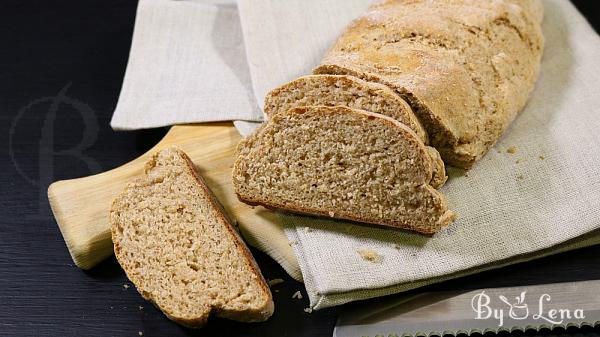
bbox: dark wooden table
[1,1,599,336]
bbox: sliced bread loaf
[264,74,428,143]
[233,106,455,234]
[314,0,543,168]
[110,147,274,327]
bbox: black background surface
[1,1,599,336]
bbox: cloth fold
[111,0,263,130]
[111,0,600,310]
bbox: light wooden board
[48,123,300,278]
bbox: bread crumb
[138,305,144,310]
[328,211,335,217]
[292,291,303,299]
[268,278,284,287]
[539,154,545,160]
[138,332,143,336]
[274,289,279,293]
[357,249,382,263]
[123,284,130,290]
[506,146,517,154]
[304,307,313,313]
[303,227,313,233]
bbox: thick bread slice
[314,0,544,168]
[110,147,274,327]
[264,74,428,143]
[233,106,455,234]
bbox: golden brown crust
[314,0,544,168]
[426,146,448,189]
[110,147,274,327]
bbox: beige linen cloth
[111,0,600,310]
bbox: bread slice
[110,147,274,327]
[233,106,455,234]
[314,0,543,168]
[264,74,428,143]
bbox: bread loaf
[315,0,544,168]
[233,106,454,234]
[110,147,274,327]
[264,74,428,143]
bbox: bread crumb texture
[233,106,454,234]
[264,74,428,142]
[110,147,274,327]
[357,249,383,263]
[292,291,303,299]
[267,278,284,287]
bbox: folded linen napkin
[111,0,600,310]
[110,0,263,130]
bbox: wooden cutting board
[48,123,298,276]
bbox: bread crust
[314,0,544,168]
[110,147,274,327]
